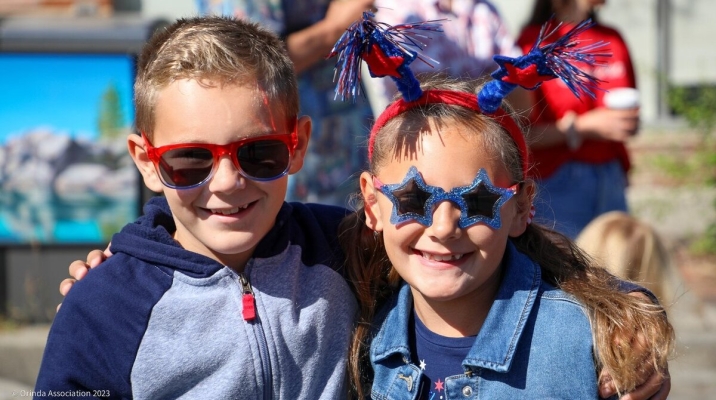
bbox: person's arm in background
[526,106,640,149]
[284,0,374,74]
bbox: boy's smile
[130,78,309,271]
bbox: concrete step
[0,324,49,389]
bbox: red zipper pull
[239,273,256,321]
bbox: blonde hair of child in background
[577,211,673,305]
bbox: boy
[35,16,357,399]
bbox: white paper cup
[604,87,640,109]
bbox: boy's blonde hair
[577,211,673,304]
[134,16,299,139]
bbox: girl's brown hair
[339,75,673,398]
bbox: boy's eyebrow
[158,120,295,144]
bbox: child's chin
[414,283,466,302]
[209,235,260,256]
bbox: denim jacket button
[462,386,473,397]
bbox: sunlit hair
[134,16,299,140]
[339,74,673,398]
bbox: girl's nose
[426,200,462,241]
[207,156,246,192]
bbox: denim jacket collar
[370,241,541,373]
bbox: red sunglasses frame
[141,128,298,189]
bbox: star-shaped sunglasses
[372,166,519,229]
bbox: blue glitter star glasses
[372,166,519,229]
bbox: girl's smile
[362,118,528,334]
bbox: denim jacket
[369,241,608,400]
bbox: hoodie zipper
[239,273,256,320]
[237,272,273,400]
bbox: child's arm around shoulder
[38,255,172,398]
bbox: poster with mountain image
[0,53,139,244]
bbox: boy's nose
[207,156,246,192]
[426,201,462,240]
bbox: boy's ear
[509,180,536,237]
[288,115,311,174]
[360,171,384,232]
[127,134,164,193]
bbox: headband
[369,89,529,174]
[329,12,608,173]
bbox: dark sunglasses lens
[237,140,290,180]
[463,183,501,219]
[392,179,431,216]
[159,147,214,187]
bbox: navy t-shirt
[410,311,476,399]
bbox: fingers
[598,369,617,398]
[59,278,76,297]
[599,367,666,400]
[578,108,639,141]
[57,278,76,313]
[645,368,670,400]
[59,247,109,312]
[65,246,109,290]
[611,109,640,139]
[618,368,668,400]
[69,259,90,281]
[87,248,109,269]
[103,243,113,260]
[617,110,640,137]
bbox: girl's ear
[127,134,164,193]
[509,180,536,237]
[360,171,384,232]
[288,115,312,174]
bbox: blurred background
[0,0,714,398]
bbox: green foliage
[648,147,716,185]
[691,224,716,255]
[667,83,716,254]
[98,83,126,139]
[667,84,716,135]
[649,153,694,182]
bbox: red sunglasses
[142,128,298,189]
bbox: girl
[338,75,673,399]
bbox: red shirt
[516,22,635,179]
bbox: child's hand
[598,365,670,399]
[598,290,671,400]
[56,245,113,311]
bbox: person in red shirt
[517,0,640,239]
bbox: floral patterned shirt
[366,0,522,110]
